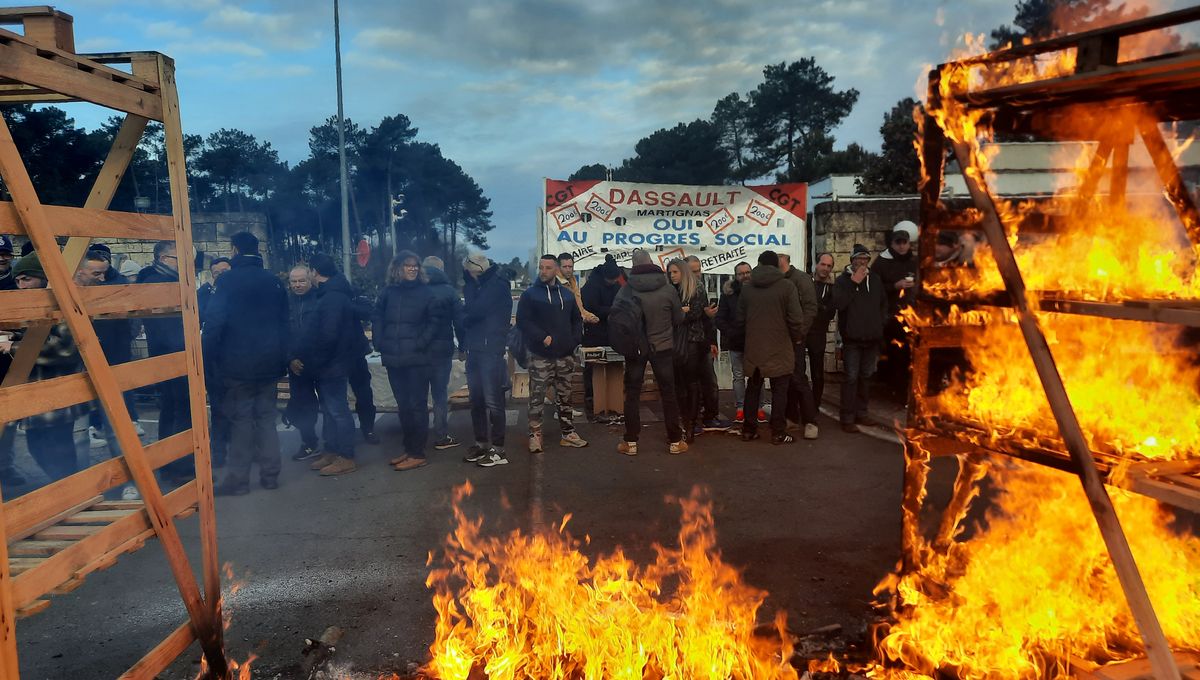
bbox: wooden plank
[4,432,191,540]
[1138,116,1200,250]
[0,27,155,92]
[1128,476,1200,514]
[92,500,146,511]
[118,620,196,680]
[33,525,103,541]
[158,54,228,678]
[8,558,45,575]
[0,34,161,119]
[949,135,1182,680]
[13,598,48,620]
[0,351,186,424]
[5,495,101,544]
[0,201,172,239]
[11,482,196,608]
[0,484,18,679]
[0,281,180,324]
[60,509,139,524]
[8,540,74,556]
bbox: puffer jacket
[627,264,682,353]
[200,254,289,382]
[782,265,818,338]
[296,273,360,378]
[373,279,437,368]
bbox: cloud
[144,20,192,40]
[76,36,122,51]
[164,38,266,58]
[202,4,322,51]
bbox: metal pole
[334,0,352,278]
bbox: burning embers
[424,483,799,680]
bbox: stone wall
[105,212,271,285]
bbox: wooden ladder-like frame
[0,7,227,679]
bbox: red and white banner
[542,179,806,275]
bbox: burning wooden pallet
[895,7,1200,680]
[0,7,228,679]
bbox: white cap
[119,259,141,277]
[892,220,918,242]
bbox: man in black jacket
[197,256,231,327]
[807,252,837,406]
[872,221,918,398]
[580,255,621,423]
[296,254,361,476]
[138,240,193,484]
[204,232,289,495]
[517,254,586,454]
[423,256,463,450]
[284,264,322,461]
[833,244,888,433]
[714,261,751,425]
[0,234,14,290]
[460,254,511,466]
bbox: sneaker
[571,408,584,419]
[292,445,321,462]
[309,453,339,470]
[560,432,588,448]
[393,457,428,471]
[735,408,744,423]
[88,426,108,449]
[463,444,489,463]
[804,423,819,440]
[134,422,146,436]
[669,440,688,455]
[757,410,768,423]
[120,484,140,501]
[434,436,460,450]
[529,432,544,454]
[701,418,731,432]
[477,449,509,467]
[841,423,861,434]
[319,456,357,476]
[772,433,796,445]
[617,441,638,456]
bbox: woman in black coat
[667,259,708,442]
[374,251,440,470]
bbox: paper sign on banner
[550,202,582,230]
[584,194,616,222]
[744,198,775,226]
[704,208,735,235]
[657,247,685,269]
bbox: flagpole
[334,0,352,278]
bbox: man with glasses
[872,221,918,398]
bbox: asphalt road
[13,401,960,679]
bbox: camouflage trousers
[528,355,576,435]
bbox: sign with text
[542,179,807,275]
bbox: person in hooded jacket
[616,249,686,456]
[807,252,837,405]
[736,251,805,444]
[460,254,512,467]
[518,254,587,455]
[667,259,708,442]
[833,244,888,433]
[204,232,289,496]
[873,221,919,398]
[376,251,441,471]
[580,255,622,422]
[714,261,751,424]
[295,254,362,476]
[422,256,464,451]
[778,252,819,439]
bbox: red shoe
[757,410,768,423]
[735,409,745,422]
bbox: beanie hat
[463,253,490,276]
[0,235,12,254]
[892,220,918,242]
[12,251,45,280]
[851,244,871,259]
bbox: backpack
[608,287,645,359]
[506,325,529,368]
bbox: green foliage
[857,98,922,195]
[612,120,731,185]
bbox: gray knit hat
[463,253,490,276]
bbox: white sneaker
[88,426,108,449]
[121,485,141,501]
[804,423,819,440]
[560,432,588,448]
[134,422,146,436]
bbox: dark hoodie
[424,266,464,358]
[296,272,359,378]
[137,262,185,356]
[626,263,683,353]
[714,278,745,352]
[517,276,582,359]
[736,264,804,378]
[580,270,621,347]
[833,264,888,343]
[201,253,289,382]
[461,264,511,354]
[872,245,917,315]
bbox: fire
[874,462,1200,679]
[423,483,799,680]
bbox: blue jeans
[466,351,506,447]
[429,355,452,440]
[841,341,880,424]
[729,350,745,410]
[316,374,356,459]
[387,366,431,458]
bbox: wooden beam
[6,494,103,544]
[932,452,989,551]
[900,434,932,574]
[0,35,162,119]
[0,201,172,240]
[1138,117,1200,251]
[0,483,19,680]
[157,54,228,678]
[949,135,1181,680]
[118,620,196,680]
[0,27,156,92]
[0,282,180,324]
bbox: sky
[52,0,1189,262]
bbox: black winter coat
[462,264,511,355]
[580,275,620,347]
[425,267,463,358]
[201,254,289,382]
[627,264,682,353]
[296,273,360,379]
[809,278,837,341]
[288,291,317,356]
[517,279,582,359]
[872,248,917,315]
[137,264,185,357]
[833,266,888,343]
[373,279,437,368]
[675,285,708,345]
[94,271,134,365]
[714,279,744,352]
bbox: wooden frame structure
[904,7,1200,680]
[0,8,227,679]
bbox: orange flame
[423,483,800,680]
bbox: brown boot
[319,456,357,476]
[393,457,427,471]
[309,453,338,470]
[389,454,410,466]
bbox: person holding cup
[872,221,919,399]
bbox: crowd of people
[0,219,943,496]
